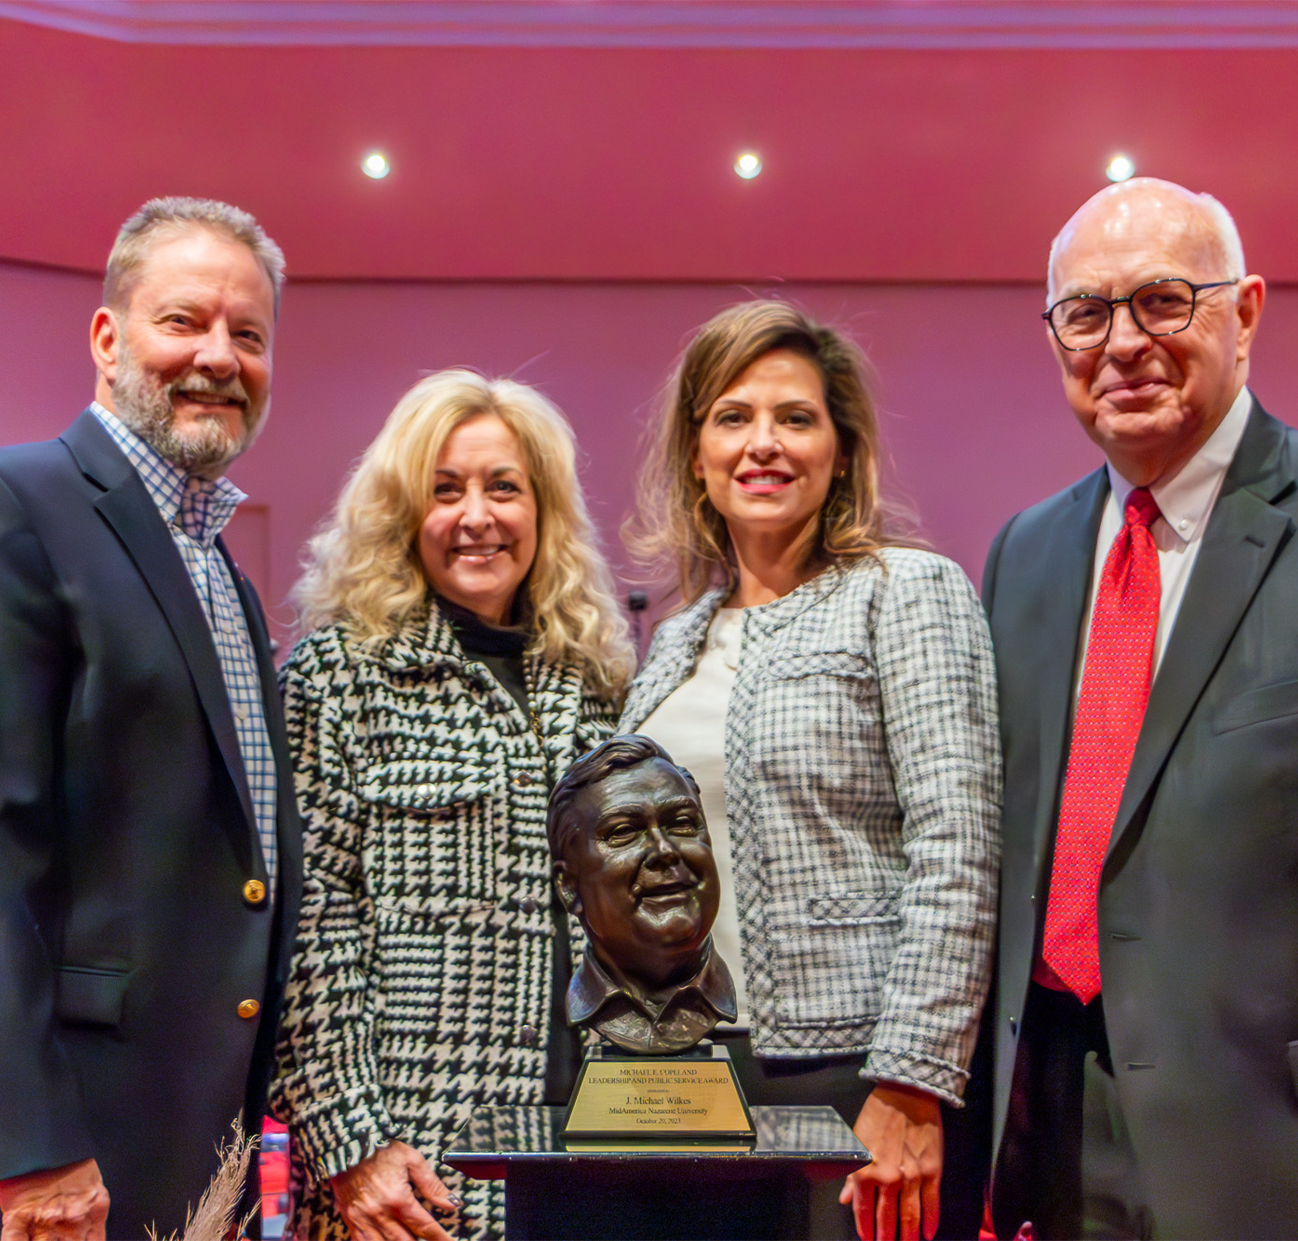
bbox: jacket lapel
[385,599,591,779]
[1107,400,1297,863]
[62,411,255,838]
[1031,469,1109,885]
[528,654,588,780]
[620,588,726,730]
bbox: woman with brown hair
[620,300,1001,1241]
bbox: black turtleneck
[437,595,529,715]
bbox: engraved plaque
[563,1043,755,1140]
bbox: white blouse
[638,607,749,1027]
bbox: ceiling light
[1106,154,1135,183]
[362,151,391,180]
[734,152,762,180]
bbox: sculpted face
[555,758,719,985]
[91,227,275,479]
[1047,180,1264,486]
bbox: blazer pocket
[56,964,130,1028]
[1212,679,1298,734]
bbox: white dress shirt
[1078,385,1252,685]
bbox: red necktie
[1041,487,1161,1003]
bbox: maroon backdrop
[4,260,1296,650]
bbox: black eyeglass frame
[1042,278,1239,352]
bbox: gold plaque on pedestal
[562,1042,755,1141]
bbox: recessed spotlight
[734,152,762,180]
[1106,154,1135,183]
[362,151,391,180]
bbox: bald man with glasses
[982,178,1298,1238]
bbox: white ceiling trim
[6,1,1298,49]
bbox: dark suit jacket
[0,410,302,1239]
[982,397,1298,1238]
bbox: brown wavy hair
[626,299,893,602]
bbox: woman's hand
[330,1142,462,1241]
[839,1083,944,1241]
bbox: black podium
[443,1104,869,1240]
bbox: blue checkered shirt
[90,402,277,895]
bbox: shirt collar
[1106,385,1251,547]
[90,400,247,546]
[567,939,738,1027]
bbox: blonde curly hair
[626,299,895,603]
[294,369,633,699]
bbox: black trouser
[995,984,1150,1240]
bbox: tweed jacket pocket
[771,891,901,1029]
[357,757,503,910]
[357,754,494,809]
[767,649,869,681]
[809,890,900,924]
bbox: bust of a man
[547,735,737,1054]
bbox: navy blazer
[983,397,1298,1237]
[0,410,301,1239]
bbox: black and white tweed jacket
[270,602,614,1240]
[620,548,1001,1104]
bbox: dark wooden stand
[444,1104,869,1240]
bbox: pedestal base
[444,1104,869,1241]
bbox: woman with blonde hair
[621,301,1001,1241]
[273,369,633,1241]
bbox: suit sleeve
[864,555,1003,1104]
[269,633,398,1183]
[0,476,95,1178]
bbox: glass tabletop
[444,1105,870,1165]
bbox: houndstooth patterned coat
[620,548,1001,1104]
[270,602,614,1240]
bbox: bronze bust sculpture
[547,735,737,1054]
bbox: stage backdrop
[4,260,1296,651]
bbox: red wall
[5,261,1296,650]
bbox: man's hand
[839,1083,944,1241]
[0,1158,109,1241]
[330,1141,462,1241]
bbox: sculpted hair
[625,299,890,602]
[293,369,634,699]
[104,197,286,314]
[547,734,701,859]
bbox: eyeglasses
[1042,278,1238,351]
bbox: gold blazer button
[238,999,261,1020]
[243,879,267,905]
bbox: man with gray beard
[0,198,302,1241]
